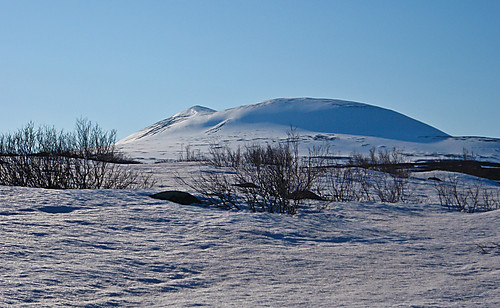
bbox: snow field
[1,162,499,307]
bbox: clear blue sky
[1,0,499,139]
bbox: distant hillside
[117,98,500,163]
[119,98,449,144]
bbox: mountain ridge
[119,98,449,144]
[116,98,499,163]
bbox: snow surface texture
[117,98,500,163]
[1,163,499,307]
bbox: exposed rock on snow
[150,190,202,205]
[38,206,79,214]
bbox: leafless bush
[179,130,328,214]
[207,144,242,168]
[326,166,363,202]
[370,172,411,203]
[434,176,500,212]
[175,169,239,210]
[0,119,155,189]
[325,148,412,203]
[350,147,410,178]
[177,144,206,162]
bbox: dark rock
[428,177,442,182]
[38,206,79,214]
[232,182,259,189]
[150,191,202,205]
[288,190,325,201]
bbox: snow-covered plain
[1,162,499,307]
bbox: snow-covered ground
[1,162,499,307]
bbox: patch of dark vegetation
[338,154,500,182]
[32,232,48,237]
[18,208,36,212]
[0,118,155,189]
[412,160,500,182]
[0,211,18,216]
[428,177,442,182]
[150,191,202,205]
[288,190,325,201]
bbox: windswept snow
[0,163,499,307]
[116,98,500,163]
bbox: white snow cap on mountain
[119,98,449,144]
[117,98,500,163]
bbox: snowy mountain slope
[1,163,499,307]
[117,98,500,163]
[119,98,449,143]
[122,105,217,142]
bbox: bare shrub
[325,148,412,203]
[207,144,242,168]
[370,172,411,203]
[325,166,362,202]
[179,130,328,214]
[178,144,205,162]
[175,169,239,210]
[350,147,410,178]
[0,119,155,189]
[434,176,500,212]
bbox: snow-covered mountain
[117,98,500,162]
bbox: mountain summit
[119,98,449,144]
[117,98,500,162]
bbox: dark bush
[178,130,328,214]
[434,176,500,212]
[0,118,155,189]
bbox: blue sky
[1,0,499,139]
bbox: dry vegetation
[176,133,499,214]
[0,119,155,189]
[1,121,498,215]
[433,176,500,213]
[177,138,419,213]
[177,131,328,214]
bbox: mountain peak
[118,97,450,146]
[175,105,216,117]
